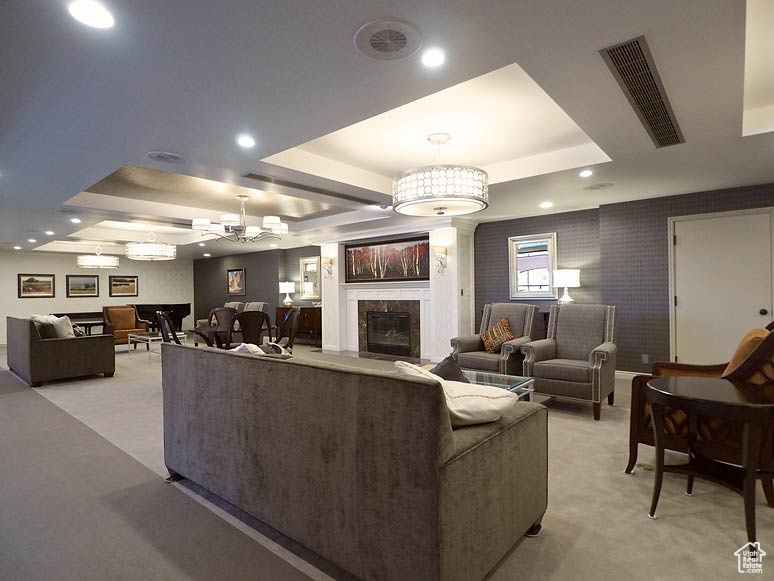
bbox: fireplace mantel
[346,287,431,360]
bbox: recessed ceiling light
[45,230,55,236]
[236,134,256,148]
[198,242,205,247]
[539,201,554,209]
[13,246,21,250]
[68,1,115,29]
[579,169,593,178]
[269,243,278,248]
[421,47,445,68]
[70,217,82,224]
[203,253,211,257]
[27,239,36,243]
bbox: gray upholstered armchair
[451,303,539,374]
[522,304,617,420]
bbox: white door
[672,210,773,363]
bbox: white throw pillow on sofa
[31,314,75,339]
[230,342,293,359]
[394,361,518,428]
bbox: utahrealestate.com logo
[735,542,766,574]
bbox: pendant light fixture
[126,229,176,261]
[393,133,489,217]
[191,195,288,243]
[76,245,120,269]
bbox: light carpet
[2,345,773,580]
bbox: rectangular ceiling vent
[241,172,376,205]
[600,35,684,148]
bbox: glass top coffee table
[462,370,535,402]
[127,331,187,361]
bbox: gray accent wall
[475,183,774,372]
[600,183,774,371]
[474,209,601,337]
[193,246,320,321]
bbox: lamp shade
[220,213,240,227]
[279,281,296,294]
[552,269,580,288]
[191,218,211,231]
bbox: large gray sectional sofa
[162,344,548,581]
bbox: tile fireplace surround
[357,299,421,359]
[345,286,431,359]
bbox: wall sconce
[321,256,333,278]
[433,246,448,274]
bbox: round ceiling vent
[354,19,421,61]
[146,150,190,164]
[583,182,614,191]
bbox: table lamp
[552,269,580,304]
[279,281,296,307]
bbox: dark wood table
[193,328,230,348]
[76,319,104,335]
[646,376,774,542]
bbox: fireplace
[367,312,411,356]
[357,299,421,359]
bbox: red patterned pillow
[482,318,515,353]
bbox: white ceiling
[743,0,774,136]
[1,0,773,259]
[266,63,611,187]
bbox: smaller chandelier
[77,245,119,269]
[192,195,288,243]
[126,230,176,261]
[393,133,489,217]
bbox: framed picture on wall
[17,274,55,298]
[344,236,430,283]
[109,275,139,297]
[227,268,246,296]
[66,274,99,298]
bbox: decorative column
[320,243,347,351]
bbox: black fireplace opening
[366,312,411,357]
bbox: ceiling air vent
[600,36,684,148]
[354,20,421,61]
[146,150,190,164]
[583,182,614,191]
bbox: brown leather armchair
[626,327,774,506]
[103,306,150,345]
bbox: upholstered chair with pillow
[451,303,539,375]
[625,326,774,506]
[522,304,617,420]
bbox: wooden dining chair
[626,327,774,507]
[275,308,301,353]
[226,311,271,349]
[156,311,182,345]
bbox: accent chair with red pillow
[451,303,539,375]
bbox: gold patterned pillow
[482,318,515,353]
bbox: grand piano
[129,303,191,332]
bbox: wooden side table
[646,376,774,543]
[276,306,321,347]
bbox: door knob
[760,308,769,316]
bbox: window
[508,233,557,299]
